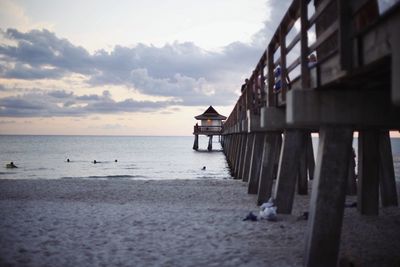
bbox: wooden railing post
[338,0,353,72]
[279,26,287,102]
[300,0,310,88]
[260,54,267,106]
[267,44,275,107]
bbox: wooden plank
[287,57,300,73]
[318,52,342,85]
[391,16,400,106]
[274,56,281,68]
[304,127,353,267]
[309,21,338,53]
[309,0,334,26]
[260,60,266,103]
[267,45,276,107]
[300,0,310,88]
[338,0,353,71]
[280,26,288,102]
[357,130,380,215]
[279,0,302,37]
[286,32,301,54]
[350,0,376,16]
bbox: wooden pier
[221,0,400,266]
[193,106,226,151]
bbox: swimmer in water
[6,162,18,168]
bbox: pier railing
[193,125,223,135]
[223,0,400,130]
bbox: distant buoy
[115,159,118,162]
[202,166,206,170]
[67,158,70,163]
[93,160,97,164]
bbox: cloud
[0,28,257,81]
[2,63,66,80]
[0,28,257,106]
[0,0,52,32]
[101,123,125,130]
[47,90,73,99]
[251,0,292,47]
[0,90,174,117]
[0,28,93,74]
[0,0,294,115]
[128,68,236,106]
[0,120,16,124]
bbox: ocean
[0,135,230,180]
[0,135,399,181]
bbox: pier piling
[247,133,265,194]
[273,130,306,214]
[257,133,282,205]
[304,127,353,267]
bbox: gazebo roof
[195,106,227,120]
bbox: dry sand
[0,179,399,267]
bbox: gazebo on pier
[193,106,226,151]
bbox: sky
[0,0,295,136]
[1,0,398,137]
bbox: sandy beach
[0,178,399,267]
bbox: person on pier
[274,66,291,91]
[241,78,249,93]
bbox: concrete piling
[242,133,254,182]
[193,135,199,151]
[257,132,282,205]
[379,131,399,207]
[304,127,353,267]
[273,130,307,214]
[207,135,213,151]
[357,130,380,215]
[247,133,266,194]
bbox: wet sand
[0,179,399,267]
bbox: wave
[61,175,147,179]
[88,175,146,179]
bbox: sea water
[0,135,231,180]
[1,135,399,180]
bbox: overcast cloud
[0,0,291,118]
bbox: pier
[193,106,226,151]
[221,0,400,266]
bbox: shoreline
[1,179,399,266]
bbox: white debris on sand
[0,179,399,267]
